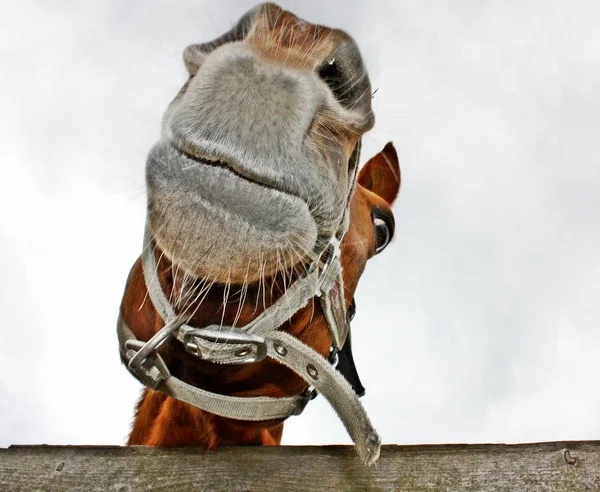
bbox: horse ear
[357,142,401,205]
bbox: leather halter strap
[117,141,381,465]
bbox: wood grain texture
[1,442,599,491]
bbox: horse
[117,2,401,465]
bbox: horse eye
[373,217,391,254]
[371,208,394,255]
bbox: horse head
[118,3,401,465]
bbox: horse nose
[169,44,320,162]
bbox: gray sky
[1,0,599,448]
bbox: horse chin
[145,141,318,285]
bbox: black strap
[333,298,366,397]
[336,328,366,397]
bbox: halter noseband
[117,142,381,465]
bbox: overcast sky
[1,0,599,449]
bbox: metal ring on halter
[127,317,184,371]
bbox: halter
[117,142,381,465]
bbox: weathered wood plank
[1,442,599,491]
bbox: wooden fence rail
[1,441,600,491]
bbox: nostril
[317,58,346,102]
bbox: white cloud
[1,0,599,448]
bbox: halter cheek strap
[117,140,381,465]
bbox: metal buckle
[328,347,340,367]
[180,325,268,363]
[125,339,171,389]
[127,317,183,372]
[291,387,318,416]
